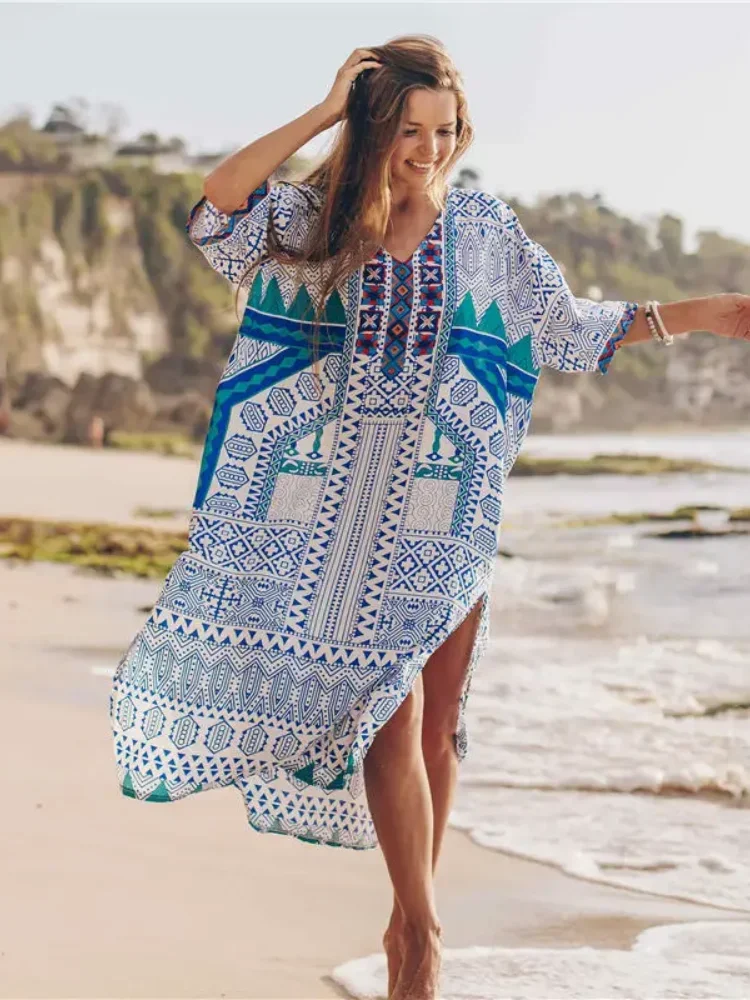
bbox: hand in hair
[316,48,382,129]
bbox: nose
[419,139,439,160]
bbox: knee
[421,699,460,765]
[366,679,423,767]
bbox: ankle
[402,918,442,947]
[385,907,405,935]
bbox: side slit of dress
[420,594,486,741]
[350,591,491,776]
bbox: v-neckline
[381,190,449,265]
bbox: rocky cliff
[0,167,234,442]
[1,169,748,441]
[532,334,750,432]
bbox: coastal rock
[154,391,213,439]
[11,373,72,440]
[6,407,48,442]
[63,372,157,443]
[144,354,220,399]
[528,383,584,433]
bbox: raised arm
[186,49,384,286]
[203,106,331,214]
[203,47,383,213]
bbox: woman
[110,35,749,1000]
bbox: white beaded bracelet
[644,300,674,346]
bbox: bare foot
[383,911,405,997]
[392,924,442,1000]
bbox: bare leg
[422,599,483,866]
[364,672,442,999]
[384,601,483,991]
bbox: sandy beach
[1,439,747,998]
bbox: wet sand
[0,441,738,998]
[1,438,196,530]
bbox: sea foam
[333,921,750,999]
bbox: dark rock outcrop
[144,354,220,399]
[63,372,157,443]
[10,373,72,441]
[6,369,213,444]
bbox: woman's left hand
[713,293,750,341]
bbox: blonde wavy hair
[233,33,475,359]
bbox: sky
[2,2,750,253]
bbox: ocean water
[334,921,750,999]
[336,432,750,998]
[520,429,750,468]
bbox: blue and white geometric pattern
[110,179,638,849]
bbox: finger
[348,60,382,78]
[346,49,379,66]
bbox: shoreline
[3,433,750,527]
[2,437,749,996]
[1,554,743,998]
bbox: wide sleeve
[185,179,317,287]
[504,208,639,375]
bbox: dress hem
[118,774,377,850]
[113,582,490,849]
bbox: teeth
[408,160,434,168]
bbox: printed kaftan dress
[109,179,638,849]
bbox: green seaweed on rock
[0,516,187,578]
[511,453,744,477]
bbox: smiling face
[388,88,459,190]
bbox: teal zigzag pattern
[195,273,347,509]
[446,293,538,418]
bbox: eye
[403,129,456,136]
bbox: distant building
[114,134,191,174]
[32,104,311,178]
[40,104,85,142]
[39,104,112,169]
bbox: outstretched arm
[616,294,750,347]
[504,204,750,374]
